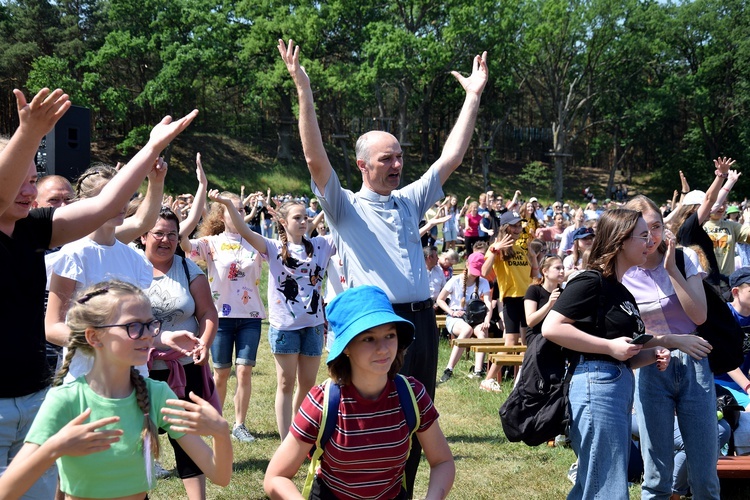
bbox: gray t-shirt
[314,167,443,303]
[147,256,204,368]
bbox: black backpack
[499,272,605,446]
[675,249,744,375]
[463,284,488,326]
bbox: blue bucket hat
[325,286,415,365]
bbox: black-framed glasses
[96,319,162,339]
[149,231,179,241]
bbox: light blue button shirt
[314,168,443,303]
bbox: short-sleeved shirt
[715,303,750,387]
[427,265,446,302]
[263,235,336,329]
[621,248,704,335]
[146,255,204,368]
[187,232,266,319]
[552,271,645,346]
[314,168,443,303]
[703,218,750,277]
[291,377,438,500]
[0,208,54,397]
[524,284,553,338]
[440,275,490,311]
[491,244,531,299]
[676,211,721,283]
[25,376,183,498]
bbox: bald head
[355,131,399,165]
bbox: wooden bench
[488,352,525,366]
[717,456,750,479]
[450,338,508,348]
[436,314,447,330]
[471,344,527,354]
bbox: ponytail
[131,367,160,459]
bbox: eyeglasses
[96,319,162,339]
[648,223,664,235]
[149,231,179,241]
[630,234,652,243]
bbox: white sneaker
[232,423,256,443]
[479,379,502,393]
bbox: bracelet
[722,187,730,192]
[745,383,750,393]
[681,191,688,195]
[715,170,729,178]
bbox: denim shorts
[211,317,262,368]
[268,324,324,356]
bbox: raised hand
[162,392,228,437]
[450,52,489,96]
[196,153,207,186]
[728,169,741,184]
[14,88,71,137]
[147,157,168,184]
[714,157,736,175]
[679,170,689,193]
[208,188,232,206]
[278,39,310,88]
[147,110,199,152]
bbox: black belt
[392,298,434,313]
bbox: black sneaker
[438,368,453,384]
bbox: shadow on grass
[232,457,270,473]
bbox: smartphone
[629,333,653,345]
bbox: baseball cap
[729,268,750,288]
[467,252,485,277]
[529,197,538,203]
[572,227,595,241]
[325,286,414,365]
[726,205,741,215]
[500,211,523,226]
[683,190,706,206]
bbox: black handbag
[463,285,488,326]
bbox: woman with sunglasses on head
[622,195,719,500]
[542,209,670,499]
[139,206,219,499]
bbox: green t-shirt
[25,376,184,498]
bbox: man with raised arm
[278,39,488,496]
[0,88,197,498]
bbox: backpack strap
[395,374,420,491]
[180,255,192,283]
[302,379,340,498]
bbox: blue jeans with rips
[635,350,720,500]
[568,358,634,500]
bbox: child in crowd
[208,190,336,440]
[523,255,565,346]
[715,267,750,408]
[182,189,266,443]
[264,285,454,499]
[20,280,232,499]
[437,252,493,383]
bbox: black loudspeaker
[36,105,91,181]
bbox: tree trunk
[276,92,294,161]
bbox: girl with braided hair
[22,280,232,499]
[208,190,336,440]
[436,251,492,384]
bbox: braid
[461,267,469,309]
[277,222,290,265]
[53,346,78,387]
[130,367,160,459]
[302,236,313,258]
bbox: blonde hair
[75,164,117,199]
[58,280,160,459]
[197,191,240,237]
[532,255,562,286]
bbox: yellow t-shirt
[492,243,531,299]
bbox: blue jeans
[211,318,262,368]
[268,324,324,356]
[0,389,57,499]
[568,358,633,500]
[635,351,719,500]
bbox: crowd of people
[2,39,750,500]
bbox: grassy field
[148,263,747,500]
